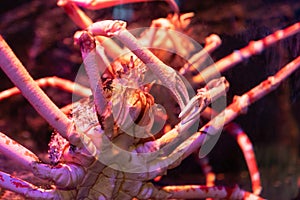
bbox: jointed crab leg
[0,131,85,189]
[138,12,195,60]
[226,123,262,195]
[142,56,300,200]
[58,0,179,13]
[179,77,229,120]
[76,31,109,117]
[145,13,194,50]
[0,76,91,115]
[139,56,299,182]
[179,34,222,75]
[0,134,80,198]
[0,132,39,169]
[136,77,228,154]
[0,171,61,199]
[202,108,262,195]
[58,2,124,60]
[0,36,79,145]
[162,185,264,200]
[58,0,181,61]
[178,56,300,161]
[58,2,92,29]
[193,22,300,84]
[87,20,190,109]
[0,76,91,101]
[0,169,79,199]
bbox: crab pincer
[86,20,190,110]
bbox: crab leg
[58,1,92,29]
[226,123,262,195]
[202,108,262,195]
[135,77,228,154]
[148,13,195,52]
[58,0,179,13]
[0,170,78,199]
[58,2,124,60]
[76,31,109,118]
[138,56,300,181]
[197,157,216,195]
[193,22,300,84]
[179,76,229,120]
[0,76,91,116]
[140,22,177,52]
[175,55,300,161]
[0,76,91,101]
[0,132,39,169]
[87,20,190,109]
[0,36,81,145]
[162,185,264,200]
[0,171,62,199]
[179,34,222,75]
[139,12,194,56]
[0,131,85,189]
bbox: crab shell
[48,94,171,199]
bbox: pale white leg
[0,36,78,145]
[0,131,85,189]
[0,171,63,200]
[76,31,109,118]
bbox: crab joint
[179,77,229,120]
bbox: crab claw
[179,77,229,120]
[87,20,190,109]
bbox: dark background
[0,0,299,199]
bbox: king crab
[0,0,299,199]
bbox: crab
[0,0,299,199]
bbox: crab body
[49,98,166,199]
[46,60,172,199]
